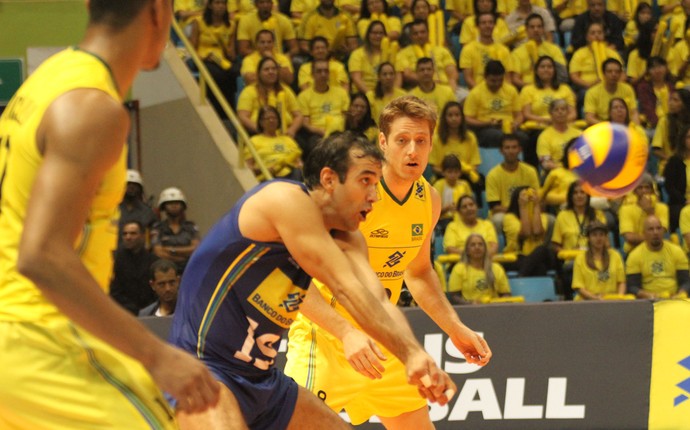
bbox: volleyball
[567,122,649,198]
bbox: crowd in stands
[104,0,690,311]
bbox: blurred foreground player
[0,1,220,428]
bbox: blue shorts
[206,359,299,430]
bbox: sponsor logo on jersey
[412,224,424,241]
[249,268,305,328]
[383,250,406,268]
[414,181,426,200]
[369,228,389,238]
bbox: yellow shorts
[284,315,426,425]
[0,319,177,430]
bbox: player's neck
[382,166,417,201]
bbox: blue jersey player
[170,132,455,429]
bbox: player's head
[88,0,173,70]
[149,259,180,307]
[378,96,436,181]
[304,131,384,190]
[304,132,384,231]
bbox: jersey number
[233,316,280,370]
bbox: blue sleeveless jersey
[170,180,311,374]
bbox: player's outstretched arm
[249,184,451,400]
[300,286,388,380]
[16,91,219,413]
[405,188,492,367]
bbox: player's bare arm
[17,90,219,413]
[240,182,445,392]
[404,187,492,367]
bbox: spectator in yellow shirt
[536,99,581,174]
[584,58,639,125]
[433,155,474,232]
[459,12,512,89]
[572,220,626,300]
[444,195,500,256]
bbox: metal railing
[170,19,273,181]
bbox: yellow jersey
[0,47,126,322]
[313,178,434,328]
[572,249,625,299]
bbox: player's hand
[342,329,387,379]
[404,349,456,406]
[450,324,492,367]
[147,344,221,414]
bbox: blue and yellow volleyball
[568,122,648,198]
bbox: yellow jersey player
[0,1,220,428]
[285,96,492,429]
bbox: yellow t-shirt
[236,11,296,53]
[519,84,576,121]
[348,46,395,92]
[312,178,434,321]
[237,84,301,131]
[366,88,408,125]
[433,178,473,220]
[246,134,303,177]
[626,241,688,296]
[536,125,582,167]
[625,49,647,81]
[510,41,567,86]
[443,218,498,253]
[572,249,625,298]
[619,201,670,254]
[408,84,457,118]
[569,46,624,86]
[583,82,638,122]
[679,205,690,252]
[356,15,402,40]
[430,132,481,168]
[240,51,294,78]
[485,162,540,208]
[448,262,511,302]
[395,44,456,85]
[194,16,235,70]
[458,41,513,86]
[503,212,550,254]
[0,48,125,322]
[539,167,578,207]
[297,85,350,132]
[668,41,690,85]
[552,0,587,18]
[459,16,511,45]
[464,81,521,124]
[299,8,357,52]
[298,59,350,89]
[651,115,670,155]
[552,209,607,250]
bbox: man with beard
[236,0,298,57]
[139,259,179,317]
[626,215,690,299]
[299,0,358,58]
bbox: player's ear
[378,132,387,151]
[320,167,337,191]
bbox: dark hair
[360,0,390,18]
[410,0,431,18]
[608,97,630,125]
[585,220,610,272]
[438,101,467,143]
[456,194,476,211]
[634,2,653,28]
[566,180,596,225]
[89,0,152,29]
[561,137,577,168]
[668,88,690,153]
[473,0,498,18]
[374,62,396,99]
[533,56,559,90]
[441,154,462,171]
[303,131,384,189]
[416,57,434,70]
[310,36,330,52]
[121,220,144,234]
[634,19,657,60]
[150,259,178,281]
[475,11,496,27]
[257,56,282,93]
[379,95,437,139]
[602,58,623,74]
[501,133,520,148]
[345,93,377,134]
[255,29,275,43]
[364,20,387,52]
[525,12,544,27]
[311,58,329,74]
[484,60,505,77]
[410,18,429,31]
[507,185,531,216]
[203,0,231,26]
[256,105,282,133]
